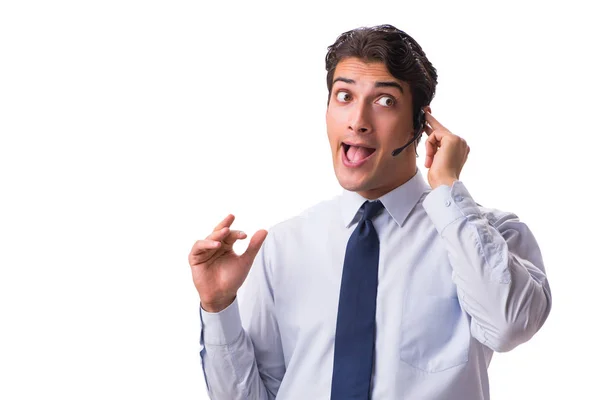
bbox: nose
[348,102,372,134]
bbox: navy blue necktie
[331,200,385,400]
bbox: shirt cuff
[422,180,482,235]
[199,297,243,346]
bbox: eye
[376,96,396,107]
[336,91,352,102]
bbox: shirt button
[455,196,464,202]
[445,200,451,207]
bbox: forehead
[333,57,404,87]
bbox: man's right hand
[188,214,268,313]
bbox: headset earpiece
[414,108,426,136]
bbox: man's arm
[199,232,285,399]
[423,181,552,352]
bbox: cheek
[326,110,344,144]
[372,118,397,142]
[377,114,410,141]
[326,111,341,129]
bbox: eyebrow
[332,77,404,94]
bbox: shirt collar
[340,167,431,229]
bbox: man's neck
[357,166,418,200]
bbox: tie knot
[360,200,384,222]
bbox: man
[188,24,552,399]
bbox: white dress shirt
[198,167,552,399]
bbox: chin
[338,181,362,192]
[335,171,372,193]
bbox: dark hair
[325,24,438,145]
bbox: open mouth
[342,142,376,164]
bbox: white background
[1,0,598,398]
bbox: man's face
[326,57,417,199]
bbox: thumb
[240,229,269,266]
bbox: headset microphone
[391,109,426,157]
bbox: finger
[424,124,433,136]
[426,127,443,149]
[428,125,454,142]
[424,111,446,131]
[190,239,222,257]
[206,226,232,242]
[213,214,235,232]
[239,230,269,266]
[424,135,438,168]
[222,229,247,246]
[205,227,246,248]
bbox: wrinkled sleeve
[422,181,552,352]
[199,231,285,399]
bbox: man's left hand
[423,111,470,190]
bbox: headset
[391,108,426,157]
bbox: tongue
[347,145,373,162]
